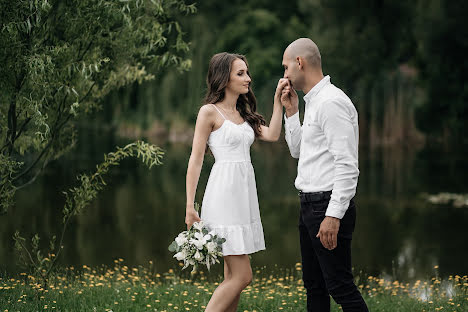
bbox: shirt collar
[303,75,331,103]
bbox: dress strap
[211,104,226,120]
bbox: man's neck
[303,71,324,94]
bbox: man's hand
[316,216,340,250]
[281,81,299,117]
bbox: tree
[413,0,468,142]
[0,0,196,213]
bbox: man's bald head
[285,38,321,69]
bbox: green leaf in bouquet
[220,238,226,243]
[202,228,208,235]
[168,241,178,252]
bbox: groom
[279,38,369,312]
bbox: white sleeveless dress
[201,104,266,256]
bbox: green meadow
[1,261,466,311]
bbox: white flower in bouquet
[175,233,188,246]
[190,232,212,249]
[168,204,226,273]
[192,220,205,231]
[194,250,204,261]
[206,241,217,253]
[174,249,187,261]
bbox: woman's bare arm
[258,79,288,142]
[185,105,215,229]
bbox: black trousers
[299,191,368,312]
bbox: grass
[0,260,466,311]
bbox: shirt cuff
[284,111,300,132]
[325,201,349,219]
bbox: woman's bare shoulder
[196,104,217,124]
[199,103,216,111]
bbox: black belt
[298,190,332,202]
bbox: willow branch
[14,156,50,191]
[46,212,72,277]
[12,113,72,184]
[14,117,32,141]
[79,82,96,103]
[16,238,39,269]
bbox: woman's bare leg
[224,260,241,312]
[204,255,252,312]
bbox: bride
[184,52,288,311]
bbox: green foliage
[114,1,306,126]
[0,0,196,213]
[413,0,468,140]
[62,140,163,221]
[13,140,164,287]
[215,9,282,85]
[0,154,22,214]
[114,0,466,144]
[295,0,467,143]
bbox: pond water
[1,126,467,282]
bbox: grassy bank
[1,261,466,311]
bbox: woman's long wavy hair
[203,52,266,137]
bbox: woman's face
[226,58,251,95]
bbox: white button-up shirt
[284,75,359,219]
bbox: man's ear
[296,56,303,69]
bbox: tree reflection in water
[1,129,467,281]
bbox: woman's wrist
[274,92,282,102]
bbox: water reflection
[1,128,467,281]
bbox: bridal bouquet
[168,206,225,272]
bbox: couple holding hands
[184,38,368,312]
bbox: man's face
[282,51,303,91]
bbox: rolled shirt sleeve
[317,98,360,219]
[284,111,302,159]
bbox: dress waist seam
[214,160,252,164]
[203,221,262,227]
